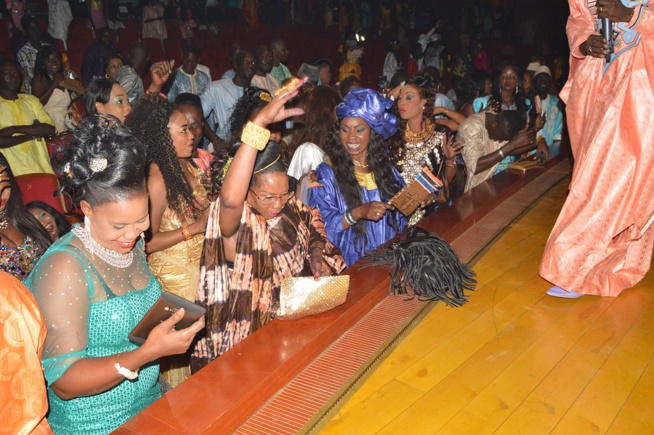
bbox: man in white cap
[533,65,564,154]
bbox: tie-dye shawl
[191,197,345,371]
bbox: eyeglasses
[249,189,294,205]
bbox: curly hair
[0,154,53,253]
[402,73,437,119]
[125,93,200,218]
[289,86,341,155]
[322,122,402,247]
[226,87,272,147]
[53,114,147,210]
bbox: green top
[26,230,162,434]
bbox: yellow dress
[149,163,208,387]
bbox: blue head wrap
[336,88,399,140]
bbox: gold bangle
[274,76,301,97]
[181,225,192,241]
[241,121,271,151]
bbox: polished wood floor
[322,181,654,435]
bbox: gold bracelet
[181,225,192,241]
[241,121,271,151]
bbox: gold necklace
[352,153,369,168]
[404,119,434,143]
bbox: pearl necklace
[73,224,134,268]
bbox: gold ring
[589,47,593,54]
[376,212,380,217]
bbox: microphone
[601,18,613,62]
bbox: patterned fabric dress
[191,198,345,371]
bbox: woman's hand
[419,192,438,208]
[352,201,393,222]
[307,170,323,188]
[597,0,634,23]
[251,78,307,128]
[309,251,332,279]
[141,308,205,359]
[579,34,609,58]
[442,136,463,160]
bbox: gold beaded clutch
[276,275,350,320]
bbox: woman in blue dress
[308,88,407,267]
[26,114,205,434]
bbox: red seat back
[15,173,67,214]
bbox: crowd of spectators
[0,2,567,434]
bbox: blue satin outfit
[308,163,407,267]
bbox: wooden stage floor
[321,180,654,435]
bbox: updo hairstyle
[54,114,147,207]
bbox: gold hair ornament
[253,153,281,174]
[274,76,302,97]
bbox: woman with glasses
[191,80,346,371]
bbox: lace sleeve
[26,248,93,385]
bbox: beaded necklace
[72,224,134,268]
[0,210,8,230]
[398,129,445,182]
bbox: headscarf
[336,88,399,140]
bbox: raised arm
[219,78,306,237]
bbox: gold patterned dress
[148,163,208,387]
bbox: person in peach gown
[0,271,52,434]
[540,0,654,297]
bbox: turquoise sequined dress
[26,231,162,434]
